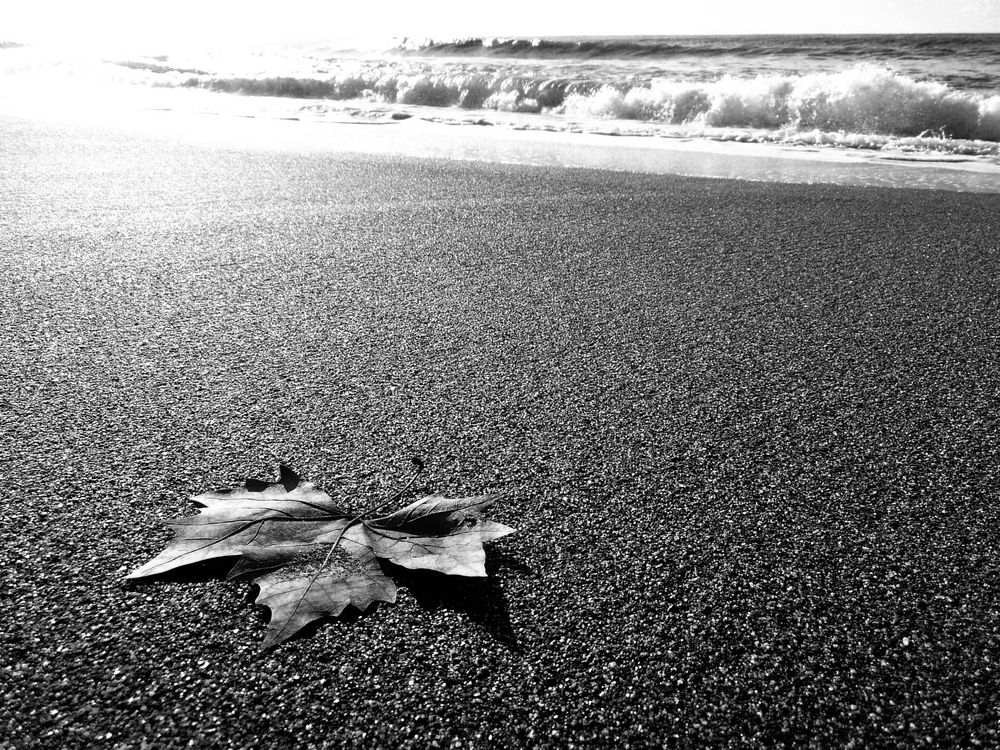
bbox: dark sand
[3,115,1000,748]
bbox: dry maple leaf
[128,465,515,649]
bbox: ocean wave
[186,72,593,110]
[110,59,210,76]
[561,66,1000,141]
[180,64,1000,143]
[392,34,1000,63]
[395,36,784,60]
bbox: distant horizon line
[6,30,1000,45]
[408,31,1000,38]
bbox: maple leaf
[128,466,515,649]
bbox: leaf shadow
[383,552,526,651]
[125,552,530,652]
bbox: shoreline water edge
[2,33,1000,192]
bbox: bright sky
[5,0,999,49]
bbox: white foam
[559,65,1000,142]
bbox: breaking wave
[110,59,210,76]
[395,36,747,59]
[8,37,999,157]
[393,34,1000,64]
[560,67,1000,142]
[180,64,1000,142]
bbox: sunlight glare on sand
[5,94,999,193]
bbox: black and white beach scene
[3,1,1000,747]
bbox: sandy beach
[3,112,1000,747]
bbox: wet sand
[3,114,1000,747]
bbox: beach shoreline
[4,114,1000,747]
[3,91,1000,194]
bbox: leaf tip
[259,633,285,652]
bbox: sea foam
[5,37,1000,156]
[559,66,1000,141]
[180,64,1000,145]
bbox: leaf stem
[356,458,424,518]
[272,459,426,644]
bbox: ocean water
[3,34,1000,161]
